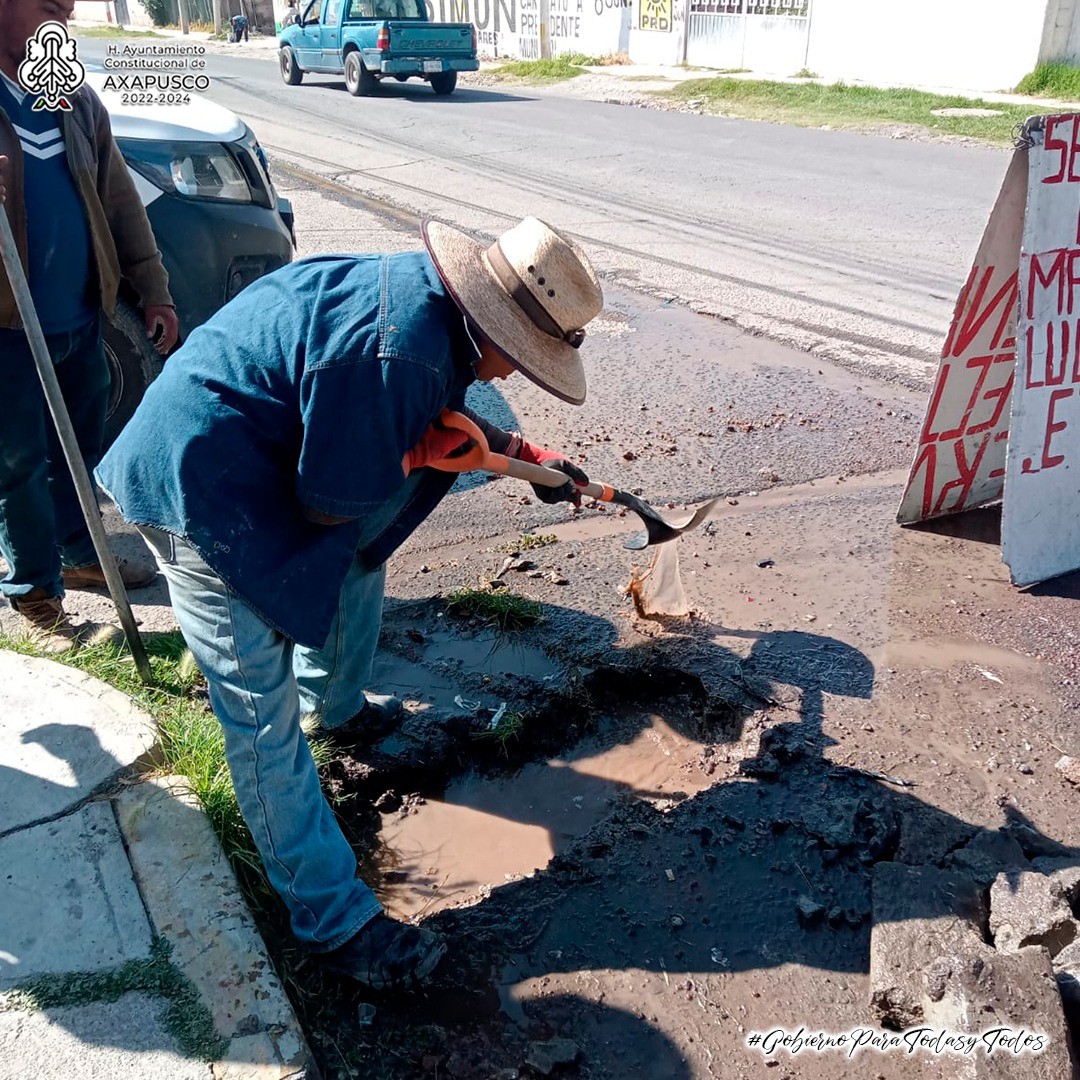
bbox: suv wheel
[102,298,165,450]
[280,46,303,85]
[344,52,377,96]
[429,71,457,96]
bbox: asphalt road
[83,41,1010,386]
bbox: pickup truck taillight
[377,27,390,51]
[471,26,477,52]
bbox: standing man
[231,11,250,42]
[0,0,178,652]
[96,216,603,988]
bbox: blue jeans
[139,526,386,949]
[0,317,107,598]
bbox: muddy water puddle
[376,708,715,920]
[370,625,561,712]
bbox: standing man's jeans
[139,526,386,949]
[0,318,108,599]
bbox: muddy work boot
[319,915,447,991]
[63,557,157,591]
[321,693,404,754]
[9,590,87,654]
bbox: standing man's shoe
[10,591,86,654]
[63,557,157,591]
[319,915,446,990]
[321,693,404,753]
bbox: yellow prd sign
[639,0,672,32]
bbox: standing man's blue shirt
[96,252,476,647]
[0,72,95,333]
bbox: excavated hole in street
[376,700,720,920]
[322,597,749,926]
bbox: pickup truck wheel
[429,71,457,96]
[279,46,303,85]
[102,298,165,451]
[344,51,377,96]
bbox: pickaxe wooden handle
[430,409,615,501]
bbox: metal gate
[685,0,811,74]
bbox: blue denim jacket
[96,252,474,647]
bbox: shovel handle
[430,410,616,501]
[501,456,615,502]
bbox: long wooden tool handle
[499,455,615,501]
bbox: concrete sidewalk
[0,650,315,1080]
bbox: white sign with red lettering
[896,148,1026,524]
[1002,115,1080,585]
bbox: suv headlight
[117,138,254,203]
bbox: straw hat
[422,217,603,405]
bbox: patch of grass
[792,67,819,79]
[559,51,601,65]
[445,586,544,629]
[679,63,747,74]
[0,939,228,1061]
[666,78,1035,144]
[490,56,589,82]
[499,532,558,554]
[1016,62,1080,100]
[471,708,526,754]
[72,25,161,37]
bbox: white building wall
[805,0,1047,92]
[629,0,683,64]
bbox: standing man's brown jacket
[0,82,172,329]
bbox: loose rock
[1056,755,1080,785]
[524,1038,581,1076]
[796,895,825,926]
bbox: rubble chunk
[869,863,986,1028]
[1052,939,1080,1020]
[524,1038,581,1076]
[795,895,825,926]
[989,868,1080,956]
[922,947,1076,1079]
[946,828,1028,886]
[1056,755,1080,785]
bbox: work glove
[515,440,589,505]
[401,420,471,476]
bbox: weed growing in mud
[472,709,527,754]
[0,939,227,1061]
[498,532,558,554]
[445,587,544,630]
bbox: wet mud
[279,469,1080,1080]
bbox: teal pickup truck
[279,0,478,97]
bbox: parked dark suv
[88,73,295,445]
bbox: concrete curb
[116,776,318,1080]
